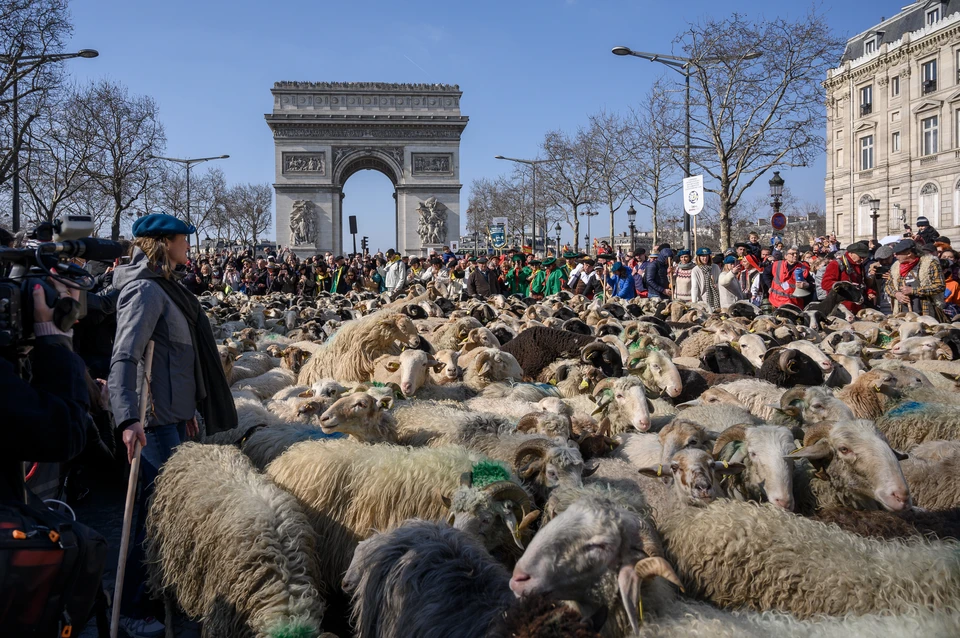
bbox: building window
[891,75,900,96]
[927,7,941,25]
[835,129,843,141]
[892,131,901,153]
[860,135,875,170]
[922,115,939,155]
[860,85,873,115]
[920,182,939,228]
[891,111,901,122]
[864,37,877,55]
[836,149,844,168]
[922,59,938,93]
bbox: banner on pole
[683,175,704,216]
[489,221,507,249]
[449,240,459,252]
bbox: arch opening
[340,168,398,256]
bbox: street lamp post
[495,155,572,256]
[555,222,562,257]
[582,210,598,254]
[1,48,99,232]
[627,204,637,255]
[868,198,881,242]
[612,46,761,253]
[150,154,230,250]
[769,171,785,218]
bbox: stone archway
[265,82,468,256]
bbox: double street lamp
[611,45,761,253]
[495,155,570,254]
[1,48,99,232]
[149,154,230,250]
[581,210,598,254]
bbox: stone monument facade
[265,82,468,255]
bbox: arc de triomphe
[265,82,468,255]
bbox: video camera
[0,215,124,349]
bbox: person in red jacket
[768,246,814,308]
[821,241,875,312]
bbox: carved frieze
[412,153,453,175]
[282,153,325,174]
[274,81,460,92]
[417,197,448,244]
[274,125,462,140]
[332,146,404,170]
[289,200,317,246]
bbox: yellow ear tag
[656,464,662,477]
[637,594,644,625]
[790,446,804,454]
[579,379,590,390]
[549,379,557,385]
[722,460,729,469]
[591,407,604,416]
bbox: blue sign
[771,212,787,231]
[489,224,506,249]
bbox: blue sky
[66,0,903,251]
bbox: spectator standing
[466,257,500,298]
[604,261,637,300]
[527,259,545,299]
[718,256,745,309]
[570,258,603,299]
[768,246,814,309]
[690,247,721,310]
[383,249,407,294]
[505,254,531,295]
[914,216,939,248]
[886,238,946,317]
[671,250,695,303]
[644,247,673,299]
[821,241,874,313]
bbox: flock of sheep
[143,281,960,638]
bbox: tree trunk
[111,205,122,241]
[652,202,659,247]
[609,207,615,252]
[720,197,733,250]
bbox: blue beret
[723,256,737,264]
[696,247,712,256]
[132,213,196,238]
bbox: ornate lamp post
[150,154,230,250]
[769,171,785,217]
[868,198,881,242]
[627,204,637,255]
[555,222,562,256]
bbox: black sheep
[561,318,593,336]
[490,326,516,347]
[700,344,756,375]
[936,328,960,360]
[805,281,864,318]
[580,341,623,378]
[400,304,428,320]
[672,367,753,405]
[757,347,824,387]
[500,326,598,379]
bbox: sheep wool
[145,443,324,638]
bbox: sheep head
[592,377,652,432]
[712,424,796,510]
[657,419,712,468]
[516,412,573,440]
[377,313,420,348]
[430,349,462,385]
[280,346,311,374]
[639,448,743,507]
[372,350,441,397]
[514,438,586,501]
[318,393,392,441]
[510,496,681,636]
[676,387,743,409]
[460,327,500,352]
[469,349,523,386]
[445,473,540,551]
[629,349,682,398]
[785,419,911,512]
[580,341,624,378]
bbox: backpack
[0,496,107,636]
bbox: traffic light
[361,236,369,252]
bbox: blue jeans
[120,422,185,617]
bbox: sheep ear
[440,494,452,509]
[298,390,315,398]
[785,440,833,461]
[638,464,672,479]
[386,361,401,372]
[582,458,600,478]
[431,362,446,373]
[893,450,909,461]
[378,397,394,410]
[713,461,745,476]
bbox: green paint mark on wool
[370,381,387,387]
[471,461,511,488]
[269,624,316,638]
[878,333,893,347]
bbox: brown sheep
[318,393,399,444]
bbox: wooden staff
[111,340,155,638]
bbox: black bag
[0,499,107,637]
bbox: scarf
[698,264,720,310]
[899,257,920,279]
[154,277,238,436]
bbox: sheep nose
[509,572,531,595]
[401,383,414,396]
[889,490,910,509]
[772,496,794,510]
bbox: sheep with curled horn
[757,347,825,388]
[512,437,593,506]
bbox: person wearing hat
[603,260,637,300]
[766,245,814,309]
[864,243,896,313]
[109,213,237,636]
[820,241,874,313]
[885,238,946,318]
[504,253,531,295]
[383,248,407,294]
[671,249,695,303]
[527,259,546,298]
[914,216,939,248]
[466,256,500,298]
[568,257,602,299]
[690,247,721,310]
[544,256,566,296]
[644,246,674,299]
[717,255,746,309]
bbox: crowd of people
[172,214,958,320]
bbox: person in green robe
[504,253,531,295]
[543,257,565,296]
[528,259,546,298]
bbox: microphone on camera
[41,237,126,262]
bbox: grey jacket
[108,249,197,428]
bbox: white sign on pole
[683,175,704,216]
[449,240,459,252]
[491,216,509,234]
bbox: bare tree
[677,9,843,247]
[626,80,683,246]
[538,129,596,251]
[587,111,636,247]
[155,164,228,240]
[19,86,98,223]
[228,182,272,245]
[0,0,71,186]
[78,79,165,239]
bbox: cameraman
[1,276,89,502]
